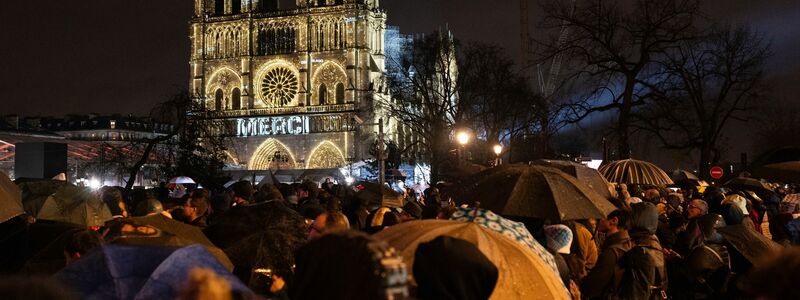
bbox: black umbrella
[752,161,800,183]
[20,220,85,275]
[454,164,617,221]
[15,178,69,218]
[724,177,773,193]
[354,181,404,208]
[671,169,700,182]
[107,215,233,271]
[203,201,307,293]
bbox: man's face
[599,216,617,233]
[687,200,704,219]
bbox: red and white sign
[709,166,724,179]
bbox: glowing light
[586,160,603,170]
[88,178,102,189]
[456,130,470,146]
[345,176,355,184]
[493,144,503,156]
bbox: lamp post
[493,144,503,166]
[456,130,470,166]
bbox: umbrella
[0,171,24,223]
[355,181,404,208]
[15,178,69,217]
[454,164,617,221]
[671,169,700,182]
[374,219,570,300]
[204,202,307,290]
[531,159,613,200]
[109,214,234,271]
[169,176,196,184]
[752,161,800,183]
[18,220,84,275]
[36,185,112,227]
[449,207,560,280]
[54,244,254,300]
[724,177,773,193]
[716,224,781,264]
[599,159,674,185]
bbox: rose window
[261,67,298,106]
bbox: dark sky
[1,0,798,117]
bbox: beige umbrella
[374,219,570,300]
[531,159,614,200]
[599,159,674,185]
[0,172,24,223]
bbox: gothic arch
[312,61,347,104]
[306,141,346,169]
[249,138,297,170]
[206,67,242,109]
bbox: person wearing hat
[544,224,574,287]
[723,194,761,233]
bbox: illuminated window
[110,120,116,129]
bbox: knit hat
[722,194,749,216]
[544,224,573,254]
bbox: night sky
[1,0,798,117]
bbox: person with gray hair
[687,199,708,219]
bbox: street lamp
[455,130,470,165]
[493,144,503,166]
[456,130,470,146]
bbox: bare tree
[121,91,231,191]
[381,31,462,182]
[536,0,700,159]
[636,25,770,178]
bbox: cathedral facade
[189,0,391,171]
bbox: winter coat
[582,230,634,299]
[566,222,598,281]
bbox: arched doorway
[249,138,297,170]
[306,141,346,169]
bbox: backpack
[616,243,669,300]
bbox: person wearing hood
[582,209,634,299]
[413,236,499,300]
[617,202,669,300]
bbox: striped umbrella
[599,159,673,185]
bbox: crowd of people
[2,172,800,300]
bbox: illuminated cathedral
[189,0,396,173]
